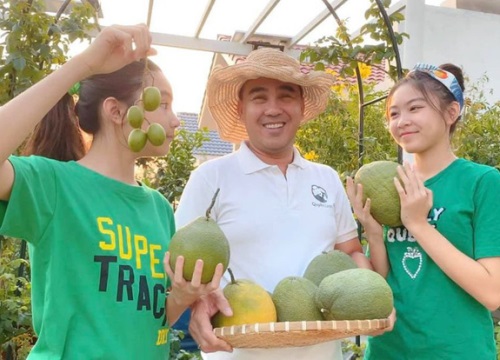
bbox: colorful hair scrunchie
[410,63,464,111]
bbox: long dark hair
[22,93,85,161]
[22,59,161,160]
[386,63,465,134]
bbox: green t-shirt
[366,159,500,360]
[0,156,175,359]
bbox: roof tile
[177,112,233,156]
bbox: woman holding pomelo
[347,63,500,359]
[0,24,223,359]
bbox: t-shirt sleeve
[472,168,500,259]
[0,156,57,244]
[175,167,218,229]
[332,171,358,244]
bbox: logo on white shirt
[311,185,328,203]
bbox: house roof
[178,112,233,156]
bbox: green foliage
[342,338,366,359]
[454,75,500,168]
[140,126,209,205]
[0,237,33,357]
[0,0,98,104]
[301,0,408,81]
[297,0,403,180]
[295,85,397,180]
[495,321,500,359]
[169,329,202,360]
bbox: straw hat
[206,48,335,143]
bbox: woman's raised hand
[77,24,157,78]
[394,162,433,231]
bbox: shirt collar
[237,141,309,174]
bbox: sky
[71,0,444,115]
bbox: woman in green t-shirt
[0,24,226,359]
[347,63,500,359]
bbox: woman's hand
[163,251,224,309]
[394,163,433,231]
[77,24,157,78]
[346,176,383,240]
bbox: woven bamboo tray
[213,318,389,349]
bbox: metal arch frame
[321,0,405,167]
[318,3,405,349]
[148,0,348,57]
[374,0,405,164]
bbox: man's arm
[335,237,373,270]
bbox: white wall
[400,2,500,102]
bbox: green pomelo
[126,105,144,128]
[316,268,393,321]
[169,216,230,284]
[127,129,147,153]
[147,123,166,146]
[303,250,357,286]
[142,86,161,111]
[272,276,323,321]
[354,160,402,227]
[212,269,277,328]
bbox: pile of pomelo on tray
[167,183,395,329]
[210,250,393,327]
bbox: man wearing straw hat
[175,47,379,359]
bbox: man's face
[238,77,305,157]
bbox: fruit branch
[227,267,236,285]
[142,0,155,87]
[206,188,220,220]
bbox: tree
[454,74,500,168]
[299,0,408,176]
[0,0,99,104]
[0,237,32,359]
[301,0,408,82]
[139,126,210,207]
[296,81,397,181]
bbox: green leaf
[12,56,26,71]
[315,62,325,71]
[390,12,405,22]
